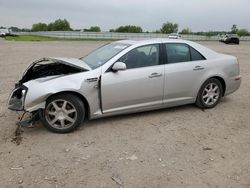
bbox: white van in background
[0,28,11,37]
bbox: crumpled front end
[7,57,101,128]
[8,57,89,112]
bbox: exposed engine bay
[19,58,86,84]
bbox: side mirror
[112,62,127,72]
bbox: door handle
[193,66,204,71]
[148,73,163,78]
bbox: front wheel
[196,78,223,109]
[40,94,85,133]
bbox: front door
[101,44,164,114]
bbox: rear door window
[165,43,191,63]
[190,47,206,61]
[165,43,206,64]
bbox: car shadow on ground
[22,104,199,134]
[21,97,233,135]
[84,104,196,126]
[80,96,233,129]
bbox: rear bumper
[225,75,241,96]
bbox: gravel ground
[0,40,250,188]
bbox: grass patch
[5,35,119,42]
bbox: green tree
[153,30,161,33]
[9,26,21,32]
[31,19,71,31]
[231,24,238,34]
[205,31,214,37]
[84,26,101,32]
[237,28,249,36]
[47,23,54,31]
[21,28,31,32]
[32,23,48,31]
[114,25,143,33]
[180,28,191,34]
[52,19,71,31]
[160,22,178,34]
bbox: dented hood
[18,57,92,85]
[46,57,92,70]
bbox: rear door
[101,44,165,114]
[163,43,206,104]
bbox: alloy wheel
[202,83,220,106]
[45,99,77,129]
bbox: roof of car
[115,38,220,59]
[116,38,187,45]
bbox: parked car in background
[8,39,241,133]
[219,34,226,42]
[0,28,13,37]
[220,34,240,44]
[0,29,7,37]
[168,33,181,39]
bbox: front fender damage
[8,57,89,127]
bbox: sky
[0,0,250,32]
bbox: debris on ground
[126,154,138,161]
[10,167,23,170]
[202,147,213,151]
[11,124,23,145]
[44,176,57,183]
[0,113,6,117]
[80,155,90,160]
[63,148,70,152]
[83,141,95,147]
[151,123,160,127]
[27,124,35,128]
[111,174,123,187]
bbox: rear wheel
[40,94,85,133]
[196,78,223,109]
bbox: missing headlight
[8,86,28,111]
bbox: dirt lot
[0,40,250,188]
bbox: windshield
[80,43,130,69]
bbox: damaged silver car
[8,39,241,133]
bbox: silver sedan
[8,39,241,133]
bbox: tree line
[3,19,250,36]
[31,19,71,31]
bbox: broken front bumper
[8,84,28,111]
[8,84,42,127]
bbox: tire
[40,94,85,133]
[196,78,223,109]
